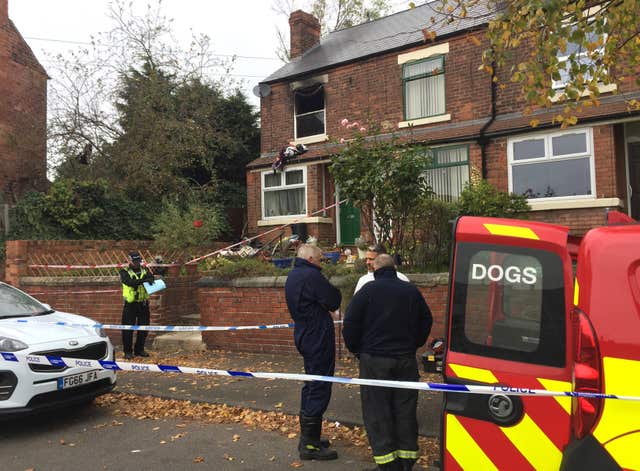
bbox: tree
[425,0,640,126]
[51,1,259,215]
[273,0,393,60]
[329,119,433,253]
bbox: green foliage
[456,180,530,218]
[403,197,458,271]
[151,195,227,253]
[199,257,289,279]
[8,179,153,240]
[329,121,433,253]
[433,0,640,124]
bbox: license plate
[57,370,99,390]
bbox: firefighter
[120,251,155,360]
[285,244,342,461]
[343,254,432,471]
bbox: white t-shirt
[354,270,410,294]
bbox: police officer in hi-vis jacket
[120,251,154,360]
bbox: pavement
[115,345,444,438]
[0,402,374,471]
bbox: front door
[628,143,640,220]
[339,200,360,245]
[442,217,575,470]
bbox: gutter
[477,51,497,180]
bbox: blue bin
[272,257,293,269]
[323,252,340,264]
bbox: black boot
[298,415,338,460]
[297,415,331,450]
[362,459,402,471]
[398,458,416,470]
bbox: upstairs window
[552,25,606,90]
[424,146,469,202]
[403,56,446,120]
[262,167,306,218]
[509,128,595,200]
[294,85,325,139]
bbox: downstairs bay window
[509,128,595,200]
[262,167,307,218]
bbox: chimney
[289,10,320,59]
[1,0,8,25]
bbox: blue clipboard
[143,279,166,295]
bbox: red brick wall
[198,276,449,356]
[0,16,48,203]
[19,272,199,347]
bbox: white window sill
[528,197,622,211]
[398,43,449,64]
[294,134,328,145]
[398,114,451,128]
[549,83,617,103]
[258,216,333,226]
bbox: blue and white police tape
[2,351,640,402]
[10,319,342,331]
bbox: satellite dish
[252,83,272,98]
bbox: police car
[0,282,116,417]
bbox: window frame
[261,166,307,219]
[293,85,326,140]
[551,21,607,90]
[423,144,470,202]
[508,127,596,202]
[402,55,446,121]
[450,242,567,367]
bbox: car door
[442,216,575,470]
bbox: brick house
[0,0,48,204]
[246,4,640,246]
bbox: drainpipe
[478,51,497,180]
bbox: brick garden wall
[198,274,449,357]
[18,271,199,347]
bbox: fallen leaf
[290,461,304,468]
[193,456,205,463]
[232,434,240,442]
[223,453,234,461]
[287,433,297,439]
[59,439,65,445]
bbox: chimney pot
[1,0,8,25]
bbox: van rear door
[442,216,574,470]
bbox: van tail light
[572,308,602,439]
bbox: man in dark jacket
[343,254,432,471]
[120,251,155,360]
[285,244,342,461]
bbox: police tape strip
[2,351,639,401]
[10,319,342,331]
[28,199,348,270]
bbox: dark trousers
[121,301,150,354]
[359,353,420,462]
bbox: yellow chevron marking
[604,432,640,470]
[483,223,540,240]
[501,413,562,470]
[449,364,498,384]
[446,414,498,471]
[573,279,580,306]
[537,378,572,415]
[594,357,640,446]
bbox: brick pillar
[289,10,320,59]
[5,240,28,287]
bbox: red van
[441,214,640,470]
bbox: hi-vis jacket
[120,267,153,303]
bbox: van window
[450,243,566,367]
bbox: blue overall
[285,258,342,418]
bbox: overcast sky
[9,0,288,109]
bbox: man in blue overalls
[285,244,342,461]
